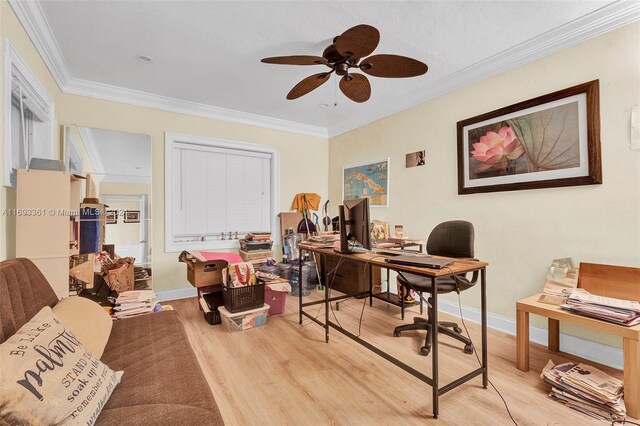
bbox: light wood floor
[172,292,632,425]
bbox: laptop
[385,255,454,269]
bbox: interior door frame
[102,194,149,265]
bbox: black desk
[297,246,489,419]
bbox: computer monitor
[337,198,371,253]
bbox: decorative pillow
[0,307,122,425]
[52,296,113,359]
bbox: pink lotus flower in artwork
[471,126,525,173]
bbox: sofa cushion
[53,296,113,359]
[0,258,59,344]
[0,306,123,425]
[97,310,223,425]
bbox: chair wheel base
[463,344,474,354]
[420,346,431,356]
[393,330,401,337]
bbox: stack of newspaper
[113,290,158,319]
[541,360,626,421]
[560,290,640,326]
[537,258,578,305]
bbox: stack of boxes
[239,232,273,268]
[180,251,229,325]
[180,250,271,331]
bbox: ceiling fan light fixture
[261,24,428,103]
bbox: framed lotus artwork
[457,80,602,194]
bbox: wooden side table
[517,263,640,418]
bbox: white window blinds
[166,135,275,251]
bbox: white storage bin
[218,304,270,332]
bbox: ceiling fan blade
[335,24,380,61]
[261,55,326,65]
[339,73,371,103]
[287,73,331,100]
[360,54,428,78]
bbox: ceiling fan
[261,24,428,103]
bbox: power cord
[358,258,518,424]
[354,255,388,336]
[454,290,519,426]
[300,254,344,327]
[612,422,640,426]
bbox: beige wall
[0,2,65,259]
[0,3,329,293]
[1,0,638,352]
[102,199,141,246]
[329,23,640,347]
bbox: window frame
[164,132,280,252]
[3,39,55,187]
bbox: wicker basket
[223,282,265,313]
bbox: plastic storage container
[218,304,270,331]
[265,285,287,315]
[277,262,292,281]
[259,260,278,275]
[305,260,318,286]
[290,260,311,297]
[200,291,223,325]
[283,228,301,261]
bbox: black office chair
[393,221,479,356]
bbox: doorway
[102,194,149,265]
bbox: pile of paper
[541,360,626,421]
[113,290,158,319]
[561,290,640,326]
[537,258,578,305]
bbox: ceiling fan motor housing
[322,43,344,63]
[335,62,350,76]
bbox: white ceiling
[14,1,640,137]
[80,127,151,184]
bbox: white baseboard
[156,286,623,369]
[437,299,623,369]
[157,287,197,302]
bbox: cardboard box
[278,212,302,240]
[239,249,272,261]
[185,258,228,288]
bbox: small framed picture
[105,210,117,225]
[406,150,425,168]
[124,210,140,223]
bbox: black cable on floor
[455,291,519,426]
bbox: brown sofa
[0,258,224,425]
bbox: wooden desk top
[300,245,487,278]
[517,294,640,340]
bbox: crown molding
[7,0,72,88]
[327,0,640,138]
[8,0,328,139]
[64,78,328,138]
[9,0,639,140]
